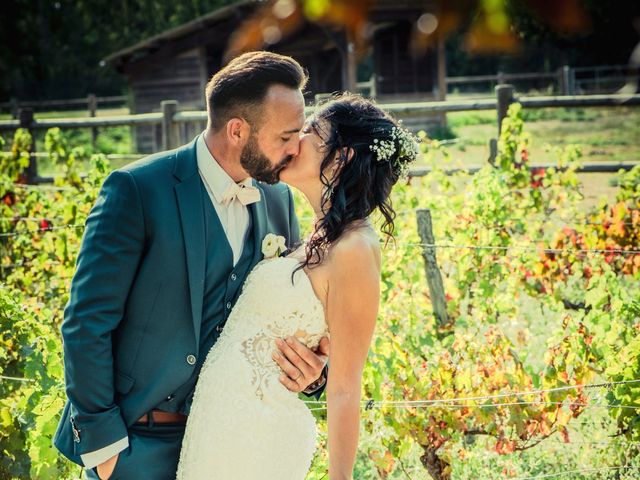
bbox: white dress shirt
[81,135,257,468]
[196,133,254,265]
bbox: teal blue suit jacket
[53,137,324,466]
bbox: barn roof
[104,0,431,69]
[104,1,261,68]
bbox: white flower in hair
[261,233,287,259]
[370,138,396,162]
[369,125,419,177]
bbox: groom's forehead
[262,85,304,127]
[262,106,305,134]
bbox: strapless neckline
[255,255,325,315]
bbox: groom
[54,51,330,479]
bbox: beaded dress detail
[176,256,328,479]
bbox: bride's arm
[325,236,380,480]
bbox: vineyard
[1,104,639,479]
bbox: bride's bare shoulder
[326,226,381,274]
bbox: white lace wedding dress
[176,256,328,479]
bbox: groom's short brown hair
[205,51,308,131]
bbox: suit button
[226,301,232,310]
[166,394,174,402]
[216,324,224,333]
[186,354,196,365]
[230,273,237,281]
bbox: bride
[176,93,417,479]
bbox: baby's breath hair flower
[370,137,396,162]
[369,125,419,177]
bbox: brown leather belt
[136,410,188,425]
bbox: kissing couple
[54,51,417,479]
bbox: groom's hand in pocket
[96,452,119,480]
[273,335,330,393]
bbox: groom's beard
[240,134,292,184]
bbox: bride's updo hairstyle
[302,93,418,269]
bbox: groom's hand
[273,335,330,393]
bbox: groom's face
[240,85,305,184]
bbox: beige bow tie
[220,182,261,206]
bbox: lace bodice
[176,256,329,479]
[211,255,327,399]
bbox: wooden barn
[104,0,445,152]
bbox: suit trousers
[84,421,186,480]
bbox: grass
[440,106,640,166]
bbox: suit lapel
[173,138,205,347]
[249,180,268,267]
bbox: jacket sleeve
[301,362,328,400]
[80,437,129,469]
[61,169,145,457]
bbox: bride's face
[279,119,332,190]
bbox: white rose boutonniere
[261,233,287,259]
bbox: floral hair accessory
[369,124,419,177]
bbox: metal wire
[397,242,640,256]
[307,400,639,413]
[0,374,37,383]
[304,379,640,406]
[0,224,84,237]
[1,223,638,257]
[509,465,636,480]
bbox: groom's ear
[226,117,250,146]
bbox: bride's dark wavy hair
[300,93,417,270]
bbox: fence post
[559,65,573,95]
[416,209,450,331]
[18,108,38,183]
[496,84,514,136]
[370,73,377,99]
[488,138,498,165]
[10,97,19,119]
[161,100,179,150]
[88,93,98,148]
[497,70,505,85]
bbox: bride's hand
[273,335,330,392]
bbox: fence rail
[2,88,639,184]
[0,94,126,113]
[446,71,559,85]
[445,64,640,96]
[2,93,638,133]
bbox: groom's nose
[284,135,301,158]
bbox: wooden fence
[445,64,640,96]
[1,87,639,184]
[0,94,127,117]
